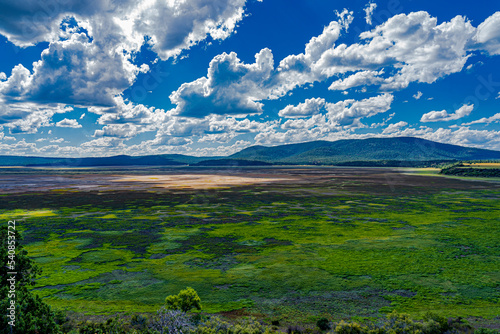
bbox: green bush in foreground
[333,311,474,334]
[474,329,500,334]
[69,309,496,334]
[317,318,332,331]
[165,287,202,312]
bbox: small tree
[165,287,202,312]
[0,225,60,333]
[316,318,331,331]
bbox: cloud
[194,140,252,156]
[463,112,500,125]
[0,0,248,58]
[93,96,166,127]
[0,102,30,124]
[133,0,247,60]
[0,33,141,107]
[150,113,275,146]
[335,9,354,31]
[328,12,475,91]
[197,132,238,143]
[326,93,394,127]
[256,123,500,152]
[421,103,474,122]
[278,97,326,118]
[2,6,500,157]
[328,70,384,91]
[257,10,486,100]
[0,132,16,141]
[164,137,194,146]
[93,123,140,139]
[473,11,500,55]
[170,13,347,116]
[253,11,489,97]
[0,0,251,129]
[0,139,38,155]
[0,64,32,98]
[364,3,377,25]
[388,126,500,151]
[382,121,408,134]
[170,49,274,117]
[0,1,96,46]
[281,114,327,130]
[413,91,423,100]
[0,103,72,133]
[279,94,393,128]
[55,118,82,128]
[275,20,343,96]
[167,10,491,123]
[80,137,125,149]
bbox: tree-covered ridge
[229,137,500,164]
[440,163,500,177]
[1,137,500,167]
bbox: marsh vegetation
[0,167,498,332]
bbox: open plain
[0,167,498,326]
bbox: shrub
[333,320,367,334]
[421,312,451,334]
[193,316,271,334]
[231,317,271,334]
[383,311,423,334]
[475,329,500,334]
[131,314,149,331]
[165,287,202,312]
[150,308,193,334]
[192,316,232,334]
[317,318,331,331]
[287,325,304,334]
[78,317,127,334]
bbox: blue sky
[0,0,499,157]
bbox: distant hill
[0,154,220,167]
[1,137,500,167]
[228,137,500,164]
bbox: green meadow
[1,168,499,325]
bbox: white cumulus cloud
[473,11,500,55]
[170,49,274,118]
[56,118,82,128]
[463,112,500,125]
[279,97,326,118]
[364,3,377,25]
[421,104,474,122]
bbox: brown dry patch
[219,308,252,320]
[111,174,295,189]
[1,167,499,195]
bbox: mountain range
[1,137,500,167]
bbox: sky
[0,0,499,157]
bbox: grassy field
[461,163,500,168]
[0,167,499,326]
